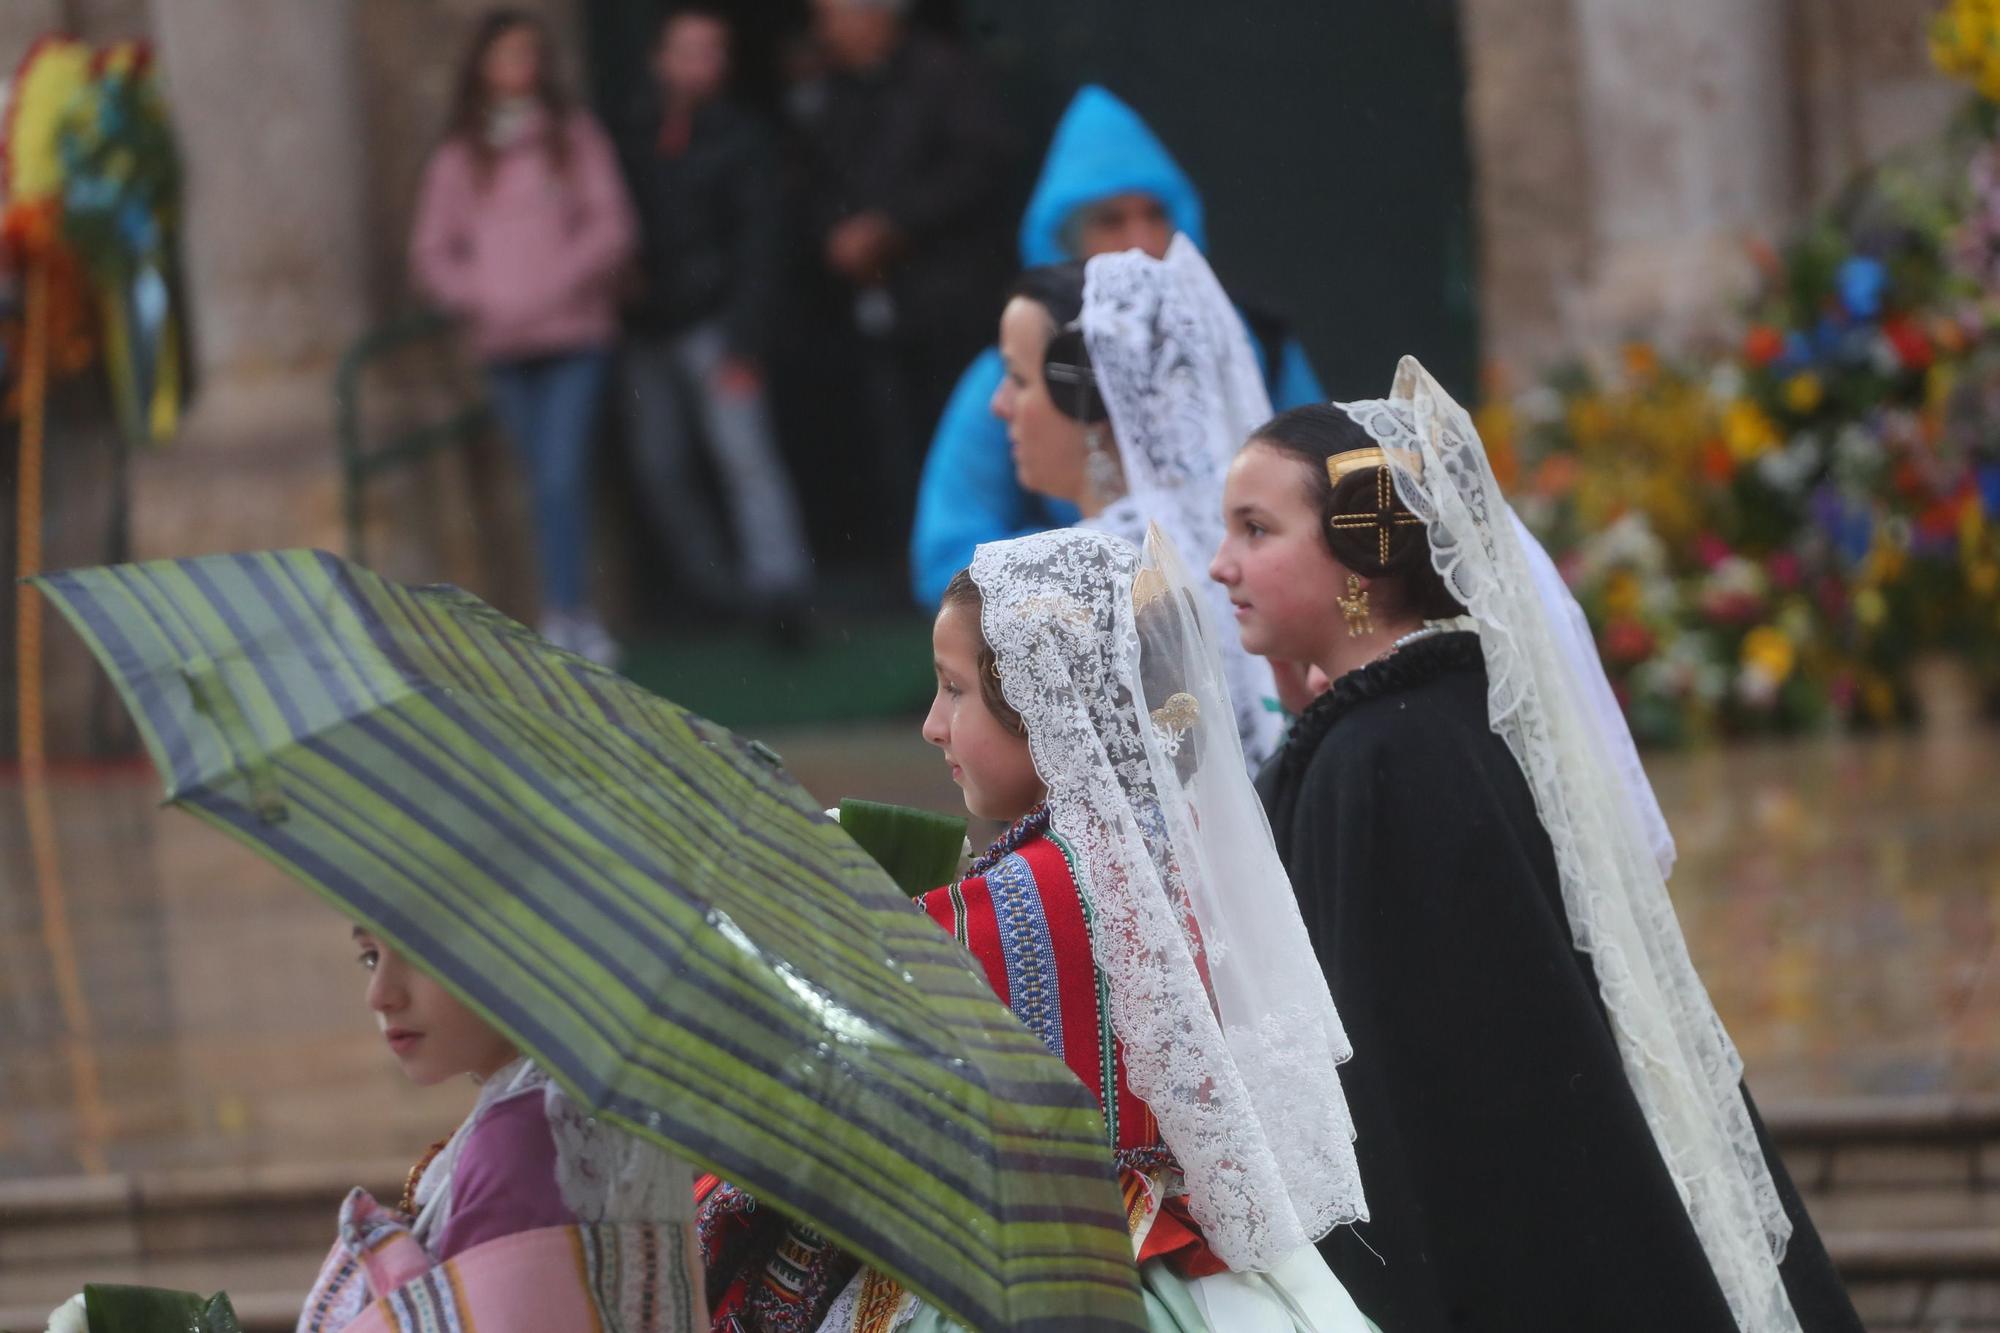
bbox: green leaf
[198,1296,243,1333]
[83,1285,238,1333]
[838,799,967,898]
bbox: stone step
[5,1098,2000,1328]
[0,1255,314,1333]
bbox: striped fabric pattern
[34,550,1145,1332]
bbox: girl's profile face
[1212,441,1350,669]
[355,928,517,1087]
[922,601,1045,823]
[992,298,1089,505]
[481,24,543,100]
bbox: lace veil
[1342,357,1798,1332]
[1078,234,1285,770]
[970,525,1365,1271]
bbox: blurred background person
[613,5,813,641]
[787,0,1016,566]
[907,85,1325,607]
[410,8,635,665]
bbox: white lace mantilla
[972,526,1365,1272]
[1343,358,1799,1333]
[1079,235,1285,771]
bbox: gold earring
[1338,574,1373,638]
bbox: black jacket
[791,34,1016,344]
[1257,633,1862,1332]
[614,92,782,356]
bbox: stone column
[1567,0,1799,347]
[135,0,373,556]
[1460,0,1595,376]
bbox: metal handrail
[332,309,490,565]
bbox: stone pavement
[3,720,2000,1326]
[5,723,2000,1181]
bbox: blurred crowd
[410,0,1018,662]
[410,0,1325,666]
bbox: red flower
[1882,317,1934,372]
[1702,591,1765,625]
[1742,325,1786,368]
[1603,618,1657,664]
[1767,551,1803,590]
[1693,532,1733,570]
[1699,438,1737,484]
[1918,493,1968,541]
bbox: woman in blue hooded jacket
[907,85,1323,606]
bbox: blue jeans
[485,350,611,615]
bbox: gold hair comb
[1149,691,1200,754]
[1131,566,1170,612]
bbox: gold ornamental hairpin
[1149,690,1200,754]
[1326,447,1424,565]
[1131,566,1169,612]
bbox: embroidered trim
[985,850,1064,1058]
[1047,827,1118,1148]
[853,1269,907,1333]
[966,803,1051,878]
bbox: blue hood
[1017,85,1206,267]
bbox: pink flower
[1767,551,1803,590]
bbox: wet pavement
[3,719,1996,1181]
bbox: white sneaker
[538,611,579,653]
[569,612,620,670]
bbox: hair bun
[1323,461,1429,579]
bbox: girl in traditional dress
[705,525,1377,1332]
[295,928,706,1333]
[1214,356,1861,1332]
[989,236,1288,768]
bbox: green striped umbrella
[32,550,1144,1332]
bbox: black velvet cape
[1257,633,1861,1331]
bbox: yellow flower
[1723,400,1780,461]
[1603,570,1643,619]
[1781,373,1824,415]
[1622,342,1660,382]
[1971,560,2000,598]
[1741,626,1797,683]
[3,39,94,205]
[1863,541,1908,586]
[1863,674,1899,723]
[1855,587,1889,629]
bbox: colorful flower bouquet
[1489,64,2000,744]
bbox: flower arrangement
[1492,98,2000,744]
[0,35,188,443]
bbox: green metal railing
[333,310,490,566]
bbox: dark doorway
[584,0,1478,401]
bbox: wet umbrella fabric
[32,549,1144,1332]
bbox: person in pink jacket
[411,9,636,665]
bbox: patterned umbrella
[33,550,1144,1333]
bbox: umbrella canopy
[33,550,1145,1332]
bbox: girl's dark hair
[447,9,574,187]
[1007,262,1105,422]
[939,570,1027,737]
[1007,262,1086,327]
[1248,404,1467,620]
